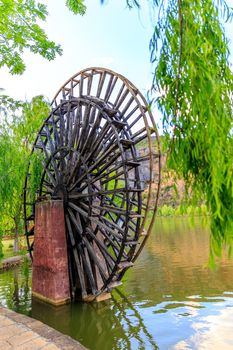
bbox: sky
[0,0,232,104]
[0,0,156,102]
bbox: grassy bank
[157,204,208,217]
[0,237,27,260]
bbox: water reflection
[123,217,233,303]
[1,218,233,349]
[31,289,158,350]
[182,306,233,350]
[0,259,31,314]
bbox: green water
[1,217,233,349]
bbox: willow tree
[0,96,50,252]
[125,0,233,260]
[101,0,233,259]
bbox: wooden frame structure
[23,67,161,300]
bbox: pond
[1,217,233,350]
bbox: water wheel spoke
[66,105,76,150]
[86,70,94,95]
[82,235,108,284]
[77,161,125,193]
[38,136,50,160]
[106,192,146,210]
[120,96,135,116]
[104,75,118,101]
[59,109,66,148]
[69,102,82,150]
[67,117,110,186]
[76,104,91,152]
[68,202,89,223]
[115,87,130,110]
[51,115,60,147]
[89,203,127,216]
[69,187,142,201]
[96,71,107,97]
[102,211,136,243]
[67,207,86,235]
[69,109,106,178]
[124,104,139,122]
[41,160,57,187]
[95,226,128,260]
[87,162,127,188]
[113,82,124,108]
[42,180,54,193]
[65,213,87,297]
[79,111,101,155]
[39,137,60,182]
[86,228,116,269]
[26,225,34,237]
[100,169,125,186]
[87,137,119,169]
[68,201,123,240]
[68,149,121,192]
[44,125,56,154]
[64,104,73,146]
[86,148,121,178]
[83,123,113,163]
[81,245,98,295]
[28,241,34,252]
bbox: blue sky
[0,0,232,103]
[0,1,155,101]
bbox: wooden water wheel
[23,67,161,300]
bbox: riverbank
[0,306,87,350]
[0,255,29,272]
[1,236,27,260]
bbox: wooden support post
[32,200,71,305]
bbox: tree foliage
[0,95,50,250]
[103,0,233,259]
[0,94,24,124]
[143,0,232,259]
[0,0,86,74]
[66,0,86,15]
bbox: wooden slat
[86,228,116,268]
[108,281,122,289]
[41,160,56,187]
[113,82,124,107]
[104,74,116,100]
[65,213,87,298]
[82,236,108,283]
[68,202,124,240]
[117,261,134,270]
[96,71,106,97]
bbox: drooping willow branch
[171,0,184,149]
[148,0,233,261]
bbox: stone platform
[0,306,87,350]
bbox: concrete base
[32,200,71,305]
[32,291,71,306]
